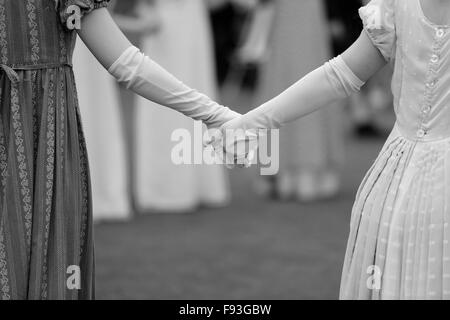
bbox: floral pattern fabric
[0,0,107,300]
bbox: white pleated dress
[340,0,450,299]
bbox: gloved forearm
[109,46,240,128]
[223,55,365,131]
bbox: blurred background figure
[325,0,393,139]
[209,0,249,86]
[73,1,130,222]
[113,0,161,213]
[235,0,345,202]
[132,0,231,213]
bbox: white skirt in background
[73,39,130,221]
[135,0,230,213]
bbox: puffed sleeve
[359,0,396,62]
[58,0,110,30]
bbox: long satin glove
[108,46,240,128]
[221,55,365,131]
[216,56,364,165]
[217,55,365,164]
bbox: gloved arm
[221,31,386,131]
[108,46,240,127]
[77,8,240,128]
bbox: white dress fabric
[135,0,230,212]
[256,0,345,182]
[340,0,450,300]
[73,39,130,221]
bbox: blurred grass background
[95,133,385,299]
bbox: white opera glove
[222,55,365,131]
[218,55,365,163]
[108,46,240,128]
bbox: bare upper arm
[341,31,388,82]
[77,7,132,69]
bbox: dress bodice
[361,0,450,142]
[0,0,108,70]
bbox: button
[436,28,445,38]
[417,129,426,138]
[422,105,431,114]
[427,80,437,88]
[431,54,439,63]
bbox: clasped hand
[204,117,259,169]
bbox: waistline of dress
[392,122,450,144]
[0,62,73,84]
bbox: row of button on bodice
[416,27,447,139]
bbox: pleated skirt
[340,125,450,300]
[0,67,94,300]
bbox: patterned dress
[341,0,450,300]
[0,0,108,300]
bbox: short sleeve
[59,0,110,29]
[359,0,396,62]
